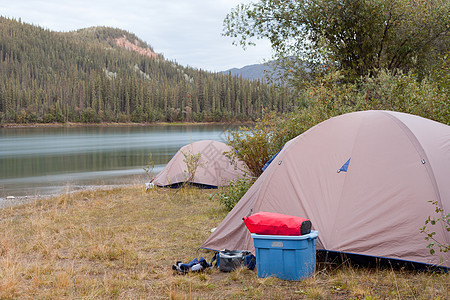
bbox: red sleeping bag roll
[243,211,311,236]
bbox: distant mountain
[0,17,296,124]
[222,63,274,81]
[223,58,313,84]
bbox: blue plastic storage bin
[251,231,318,281]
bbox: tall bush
[225,110,309,177]
[214,175,255,211]
[224,0,449,86]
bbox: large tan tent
[152,140,247,188]
[202,111,450,267]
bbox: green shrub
[214,175,255,211]
[226,110,309,177]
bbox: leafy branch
[143,153,156,191]
[178,148,206,191]
[420,200,450,255]
[143,153,155,181]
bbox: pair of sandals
[172,257,212,274]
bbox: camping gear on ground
[252,231,318,281]
[172,257,212,274]
[215,250,256,272]
[243,211,311,236]
[152,140,247,188]
[202,110,450,268]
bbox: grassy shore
[0,186,448,299]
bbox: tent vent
[421,159,426,164]
[337,158,351,173]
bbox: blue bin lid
[251,230,318,240]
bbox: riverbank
[0,184,132,209]
[0,186,448,299]
[0,120,254,129]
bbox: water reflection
[0,124,235,199]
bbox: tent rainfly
[202,110,450,268]
[152,140,247,188]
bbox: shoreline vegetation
[0,185,448,299]
[0,121,254,129]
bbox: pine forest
[0,17,295,124]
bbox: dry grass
[0,186,448,299]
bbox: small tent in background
[152,140,247,188]
[202,111,450,268]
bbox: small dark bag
[216,250,256,272]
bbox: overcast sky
[0,0,272,72]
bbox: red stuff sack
[243,211,311,236]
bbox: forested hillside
[0,17,295,124]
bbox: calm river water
[0,124,237,201]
